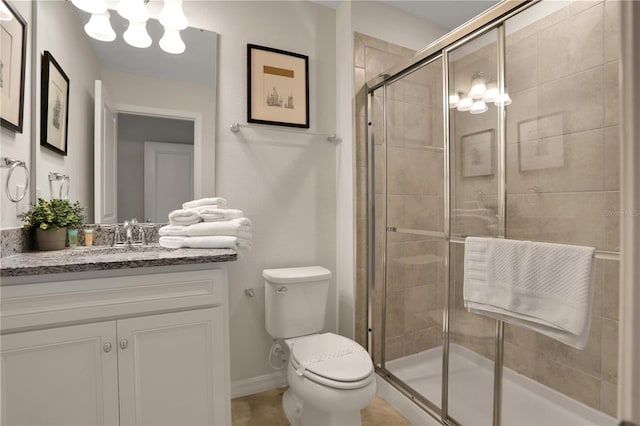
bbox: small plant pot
[35,227,67,251]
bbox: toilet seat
[290,333,374,390]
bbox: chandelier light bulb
[483,81,499,103]
[468,72,487,99]
[71,0,108,15]
[470,100,488,114]
[494,92,513,106]
[449,92,461,109]
[160,28,186,54]
[124,21,152,48]
[84,11,116,42]
[159,0,189,30]
[0,2,13,21]
[117,0,149,22]
[456,96,473,112]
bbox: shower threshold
[386,344,615,426]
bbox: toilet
[264,266,376,426]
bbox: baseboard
[231,371,287,399]
[375,374,441,426]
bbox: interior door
[143,141,194,222]
[94,80,118,224]
[1,321,119,426]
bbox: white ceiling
[312,0,500,31]
[380,1,500,30]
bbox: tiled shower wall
[355,34,447,363]
[354,33,415,349]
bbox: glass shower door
[447,28,500,426]
[376,57,446,412]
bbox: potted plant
[22,198,86,251]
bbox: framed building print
[0,0,27,133]
[247,44,309,128]
[40,51,69,155]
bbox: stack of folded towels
[159,197,252,251]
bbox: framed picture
[518,113,565,172]
[0,0,27,133]
[247,44,309,128]
[462,129,494,177]
[40,51,69,155]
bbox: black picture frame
[247,44,309,128]
[0,0,27,133]
[40,51,70,156]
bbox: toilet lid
[291,333,373,382]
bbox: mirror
[34,0,217,223]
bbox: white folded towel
[197,208,244,222]
[159,235,251,251]
[186,218,251,236]
[168,209,201,226]
[159,225,189,236]
[463,237,596,349]
[182,197,227,209]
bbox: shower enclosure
[363,1,620,425]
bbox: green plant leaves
[22,198,86,230]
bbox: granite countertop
[0,244,237,277]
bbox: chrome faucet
[112,219,145,246]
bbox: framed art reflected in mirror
[40,50,69,155]
[0,0,27,133]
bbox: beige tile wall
[354,33,447,363]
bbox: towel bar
[230,122,338,142]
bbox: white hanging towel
[463,237,596,350]
[182,197,228,209]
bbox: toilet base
[282,388,365,426]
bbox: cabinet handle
[120,339,129,350]
[103,342,112,353]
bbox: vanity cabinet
[0,268,230,426]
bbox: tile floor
[231,386,410,426]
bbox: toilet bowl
[283,333,376,426]
[263,266,376,426]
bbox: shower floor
[386,344,615,426]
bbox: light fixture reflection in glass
[483,81,499,103]
[470,100,488,114]
[159,28,185,54]
[72,0,107,15]
[84,11,116,42]
[494,92,512,106]
[468,72,487,99]
[116,0,149,22]
[124,21,152,48]
[457,96,473,112]
[159,0,188,30]
[0,2,12,21]
[449,92,461,109]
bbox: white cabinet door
[1,321,119,426]
[116,308,229,426]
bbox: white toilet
[264,266,376,426]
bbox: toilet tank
[264,266,332,339]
